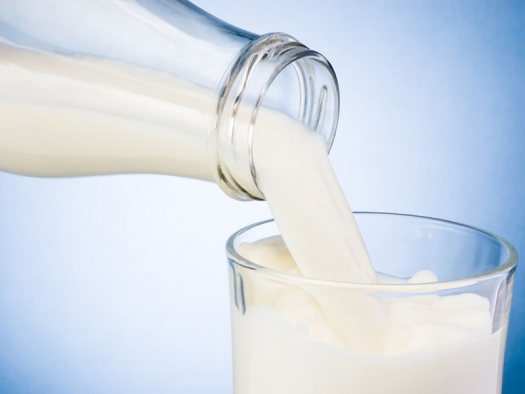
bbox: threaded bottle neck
[209,33,340,201]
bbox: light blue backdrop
[0,1,523,393]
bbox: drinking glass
[226,212,517,394]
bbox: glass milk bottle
[0,0,339,201]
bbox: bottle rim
[210,33,340,201]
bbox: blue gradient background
[0,1,523,393]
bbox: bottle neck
[209,33,340,201]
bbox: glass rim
[226,212,518,292]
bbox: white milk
[232,304,502,394]
[0,43,501,393]
[0,43,215,181]
[236,240,502,394]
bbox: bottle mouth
[210,33,340,201]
